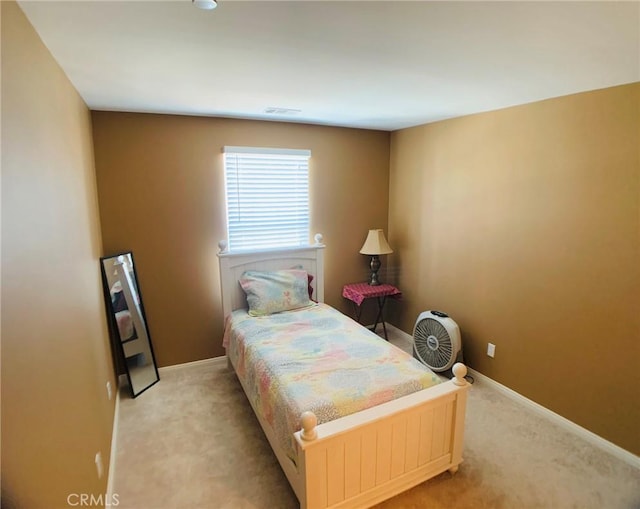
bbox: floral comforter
[223,303,441,460]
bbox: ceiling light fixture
[192,0,217,10]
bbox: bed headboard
[217,234,326,318]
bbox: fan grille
[414,318,453,370]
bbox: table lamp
[359,229,393,286]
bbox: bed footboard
[294,364,469,509]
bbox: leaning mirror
[100,252,159,397]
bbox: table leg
[372,296,388,341]
[352,301,363,323]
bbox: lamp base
[368,255,382,286]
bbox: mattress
[223,303,442,460]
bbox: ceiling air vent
[264,107,302,115]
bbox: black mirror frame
[100,251,160,398]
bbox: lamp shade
[359,229,393,255]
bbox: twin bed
[218,236,470,509]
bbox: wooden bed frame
[218,235,470,509]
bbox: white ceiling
[19,0,640,131]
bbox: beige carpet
[114,334,639,509]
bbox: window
[223,146,311,251]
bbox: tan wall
[1,2,116,507]
[91,112,390,366]
[388,83,640,454]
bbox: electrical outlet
[95,452,104,479]
[487,342,496,358]
[106,381,113,401]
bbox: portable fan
[413,311,463,374]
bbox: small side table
[342,282,402,340]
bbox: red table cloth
[342,282,402,306]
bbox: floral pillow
[289,264,315,300]
[239,269,314,316]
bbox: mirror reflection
[100,252,159,397]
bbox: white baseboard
[384,322,413,345]
[367,322,413,346]
[158,356,226,373]
[105,389,120,502]
[383,322,639,470]
[467,367,640,470]
[117,357,226,389]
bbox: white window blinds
[223,146,311,252]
